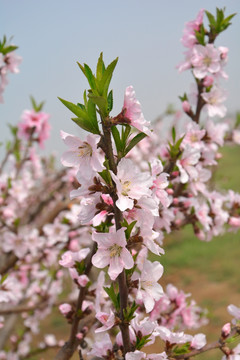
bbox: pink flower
[110,158,153,211]
[123,86,152,136]
[92,228,134,280]
[61,131,104,177]
[191,44,221,79]
[87,333,112,357]
[59,303,72,315]
[190,333,206,349]
[3,51,22,74]
[222,323,231,337]
[229,217,240,228]
[181,9,204,48]
[201,87,227,118]
[18,110,50,148]
[95,310,115,333]
[182,100,191,113]
[176,146,200,183]
[228,304,240,320]
[133,259,164,313]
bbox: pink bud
[77,274,89,287]
[167,188,174,195]
[59,303,72,315]
[76,332,83,340]
[69,230,78,238]
[195,230,205,241]
[173,198,179,205]
[182,100,191,113]
[229,217,240,227]
[216,152,222,159]
[175,219,182,226]
[222,322,231,337]
[203,75,214,87]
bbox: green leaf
[205,10,216,28]
[173,344,190,355]
[217,8,224,22]
[30,96,44,112]
[83,90,88,108]
[96,52,105,81]
[1,45,18,55]
[123,301,139,321]
[88,93,108,116]
[84,63,97,90]
[111,126,122,153]
[77,103,85,111]
[104,284,120,310]
[58,97,88,120]
[107,90,113,112]
[72,117,99,134]
[121,219,137,240]
[135,334,151,350]
[179,93,188,102]
[0,273,8,284]
[13,218,20,227]
[99,57,118,96]
[75,260,85,275]
[77,61,85,76]
[99,169,112,186]
[122,125,131,145]
[172,126,176,143]
[125,132,147,156]
[87,99,100,134]
[175,134,185,149]
[8,124,18,137]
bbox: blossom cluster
[0,7,240,360]
[0,36,22,103]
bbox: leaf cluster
[0,35,18,56]
[205,8,236,38]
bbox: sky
[1,0,240,159]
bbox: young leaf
[125,132,147,156]
[104,284,120,310]
[99,57,118,96]
[172,126,176,143]
[72,117,99,134]
[205,10,216,28]
[121,125,131,146]
[124,220,137,240]
[99,169,112,186]
[96,52,105,81]
[87,99,100,134]
[88,93,108,116]
[107,90,113,112]
[111,126,122,153]
[84,63,97,91]
[58,97,88,120]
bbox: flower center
[121,180,131,196]
[109,244,122,258]
[78,142,92,158]
[142,280,153,288]
[190,134,198,142]
[203,56,212,67]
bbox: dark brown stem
[174,341,220,359]
[193,80,205,124]
[100,118,131,355]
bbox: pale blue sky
[1,0,240,158]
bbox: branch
[54,244,96,360]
